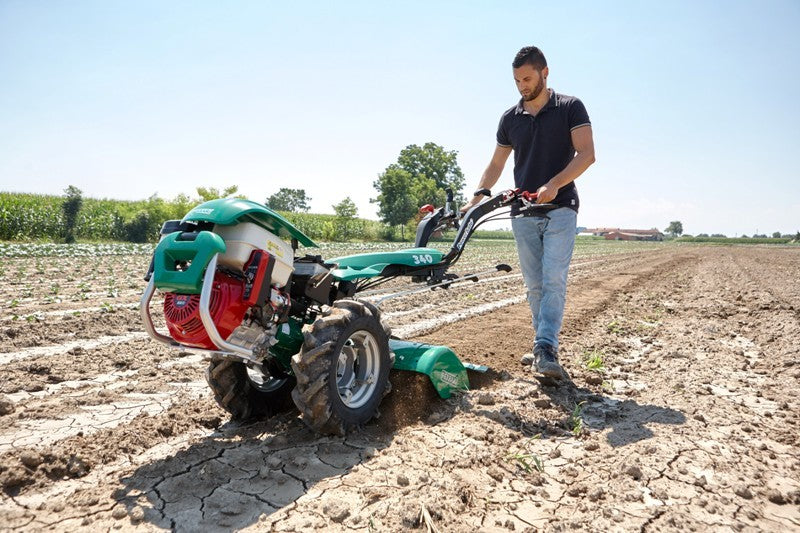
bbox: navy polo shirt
[496,89,591,212]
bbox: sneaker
[520,352,534,366]
[533,343,568,380]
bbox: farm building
[585,228,664,241]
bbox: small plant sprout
[606,320,623,335]
[569,401,586,437]
[583,350,606,372]
[107,279,119,298]
[505,435,545,473]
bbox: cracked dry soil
[1,245,799,532]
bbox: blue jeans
[511,208,577,350]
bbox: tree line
[0,142,468,243]
[664,220,798,241]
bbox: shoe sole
[536,363,567,380]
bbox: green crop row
[0,192,416,243]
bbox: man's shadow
[469,370,686,446]
[541,374,686,445]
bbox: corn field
[0,192,403,243]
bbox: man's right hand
[460,195,483,214]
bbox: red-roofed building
[584,228,664,241]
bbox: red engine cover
[163,270,250,349]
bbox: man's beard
[523,76,544,101]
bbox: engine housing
[163,270,250,349]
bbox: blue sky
[1,0,798,236]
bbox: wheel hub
[335,330,379,409]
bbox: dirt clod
[477,393,495,405]
[624,464,643,480]
[0,395,14,416]
[322,500,350,523]
[767,489,786,504]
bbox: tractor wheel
[206,358,296,420]
[291,300,393,435]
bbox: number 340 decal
[412,254,434,264]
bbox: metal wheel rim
[246,367,288,393]
[336,330,380,409]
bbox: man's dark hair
[513,46,547,70]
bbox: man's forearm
[548,150,595,190]
[478,162,504,190]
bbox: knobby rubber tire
[206,358,296,420]
[291,299,393,435]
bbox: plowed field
[1,243,798,532]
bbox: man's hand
[460,195,483,213]
[535,182,558,204]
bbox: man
[461,46,595,379]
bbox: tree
[266,188,312,212]
[664,220,683,237]
[372,165,418,237]
[772,231,782,239]
[396,142,466,205]
[332,197,358,219]
[197,185,241,202]
[62,185,83,244]
[332,197,358,241]
[372,142,465,235]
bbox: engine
[162,248,291,350]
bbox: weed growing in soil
[569,402,586,436]
[583,350,606,372]
[606,320,624,335]
[505,436,545,473]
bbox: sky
[1,0,799,237]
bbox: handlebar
[415,188,559,265]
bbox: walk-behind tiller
[140,189,556,434]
